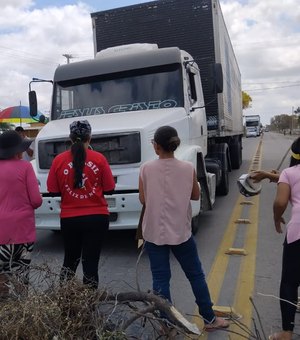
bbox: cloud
[0,0,299,125]
[0,0,33,9]
[0,3,93,112]
[220,0,300,123]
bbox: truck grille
[38,132,141,169]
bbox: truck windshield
[246,121,259,127]
[52,63,183,120]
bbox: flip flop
[268,331,293,340]
[204,317,230,332]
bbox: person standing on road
[15,126,34,161]
[0,130,42,296]
[266,137,300,340]
[47,120,115,289]
[138,125,229,331]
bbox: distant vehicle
[264,127,269,132]
[245,115,261,136]
[246,127,258,138]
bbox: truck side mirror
[208,63,223,94]
[29,90,38,117]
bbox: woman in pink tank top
[139,125,229,332]
[270,137,300,340]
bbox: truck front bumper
[35,192,142,231]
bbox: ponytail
[69,120,92,189]
[70,134,88,189]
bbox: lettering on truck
[58,100,178,119]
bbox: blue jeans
[145,236,215,323]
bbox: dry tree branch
[121,305,156,331]
[250,296,268,340]
[104,291,200,335]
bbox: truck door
[186,63,207,153]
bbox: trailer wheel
[217,166,229,195]
[230,139,242,169]
[216,146,229,196]
[208,143,230,196]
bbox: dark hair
[0,130,32,160]
[15,126,24,132]
[69,120,92,189]
[290,137,300,167]
[154,126,180,152]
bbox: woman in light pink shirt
[139,126,229,332]
[0,131,42,295]
[271,137,300,340]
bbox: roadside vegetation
[1,263,295,339]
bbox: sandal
[204,317,230,332]
[268,331,292,340]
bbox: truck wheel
[208,143,230,196]
[230,140,242,169]
[216,150,229,196]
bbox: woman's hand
[274,216,285,233]
[250,170,280,183]
[250,170,269,183]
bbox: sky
[0,0,299,125]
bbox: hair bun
[154,126,180,152]
[291,137,300,155]
[70,120,91,136]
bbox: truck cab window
[188,71,197,103]
[52,64,184,120]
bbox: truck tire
[216,160,229,195]
[208,143,229,196]
[230,139,242,169]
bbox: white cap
[237,174,262,197]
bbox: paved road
[32,132,300,339]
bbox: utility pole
[291,106,294,134]
[62,54,73,108]
[62,54,74,64]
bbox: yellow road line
[190,139,263,338]
[191,195,244,332]
[231,194,260,339]
[231,142,262,339]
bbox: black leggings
[60,214,109,289]
[280,238,300,331]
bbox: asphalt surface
[32,132,300,339]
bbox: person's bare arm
[138,175,145,205]
[26,147,34,158]
[273,182,290,233]
[191,170,200,200]
[251,170,280,183]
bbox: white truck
[245,115,261,137]
[29,0,243,232]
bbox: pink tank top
[140,158,194,245]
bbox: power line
[0,45,92,66]
[244,83,300,92]
[0,45,58,64]
[243,80,300,85]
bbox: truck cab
[31,44,221,231]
